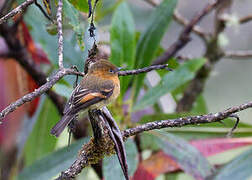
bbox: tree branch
[224,50,252,59]
[118,64,172,76]
[0,68,81,121]
[144,0,209,42]
[152,0,224,65]
[56,0,64,69]
[0,0,35,24]
[239,15,252,24]
[56,100,252,179]
[173,10,209,41]
[176,0,232,112]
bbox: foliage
[0,0,252,180]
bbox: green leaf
[134,58,206,111]
[103,139,138,180]
[110,1,136,96]
[213,147,252,180]
[68,0,89,12]
[24,98,60,166]
[53,84,73,98]
[64,0,85,50]
[24,6,85,66]
[19,138,89,180]
[132,0,177,100]
[191,94,208,114]
[152,130,214,179]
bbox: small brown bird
[51,59,120,137]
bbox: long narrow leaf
[24,98,60,165]
[110,1,136,96]
[63,0,84,50]
[19,138,89,180]
[134,58,206,111]
[213,147,252,180]
[151,130,214,179]
[132,0,177,100]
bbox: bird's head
[88,59,120,78]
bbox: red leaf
[17,20,51,116]
[190,137,252,157]
[19,20,50,64]
[0,60,27,151]
[132,137,252,179]
[27,75,40,116]
[132,151,179,180]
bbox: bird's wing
[63,82,114,115]
[51,81,114,137]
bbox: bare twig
[224,50,252,59]
[152,0,224,65]
[220,14,252,24]
[56,100,252,179]
[118,64,172,76]
[176,0,231,112]
[226,114,239,137]
[0,68,82,120]
[34,0,53,22]
[173,10,209,41]
[239,15,252,24]
[0,47,172,120]
[57,0,64,69]
[0,0,35,24]
[144,0,209,41]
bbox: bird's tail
[51,114,76,137]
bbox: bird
[51,59,120,137]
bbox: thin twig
[0,68,82,121]
[56,100,252,179]
[143,0,209,41]
[0,59,174,120]
[176,0,231,112]
[118,64,172,76]
[239,15,252,24]
[57,0,64,69]
[224,50,252,59]
[34,0,53,22]
[221,14,252,24]
[226,114,240,137]
[173,10,209,42]
[152,0,224,65]
[0,0,35,24]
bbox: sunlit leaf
[134,58,206,111]
[42,0,52,16]
[19,138,89,180]
[110,1,136,96]
[103,139,138,180]
[68,0,89,13]
[132,0,177,100]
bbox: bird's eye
[109,69,114,73]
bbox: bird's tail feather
[51,114,76,137]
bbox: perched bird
[51,59,120,137]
